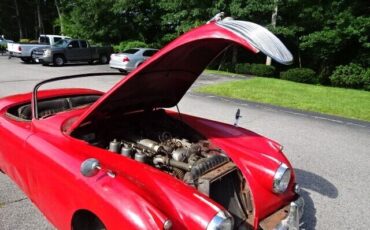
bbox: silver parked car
[109,48,158,73]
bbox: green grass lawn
[196,77,370,122]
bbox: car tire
[30,51,36,63]
[118,69,127,74]
[20,57,32,63]
[53,55,65,66]
[99,54,108,64]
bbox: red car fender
[23,132,168,230]
[172,112,297,226]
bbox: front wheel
[53,55,65,66]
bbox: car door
[0,116,34,196]
[64,40,81,61]
[78,40,91,61]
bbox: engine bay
[82,110,230,183]
[76,109,251,226]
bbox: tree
[13,0,23,38]
[266,0,278,66]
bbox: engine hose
[153,156,192,171]
[169,159,192,171]
[172,168,185,179]
[184,155,229,184]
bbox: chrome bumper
[274,197,304,230]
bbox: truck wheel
[30,51,36,63]
[53,55,65,66]
[99,54,108,64]
[21,57,32,63]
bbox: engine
[106,123,230,185]
[78,110,252,226]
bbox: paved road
[0,55,369,229]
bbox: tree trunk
[36,0,44,36]
[54,0,64,34]
[14,0,23,39]
[231,45,238,65]
[266,0,278,66]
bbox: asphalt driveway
[0,55,369,229]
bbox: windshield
[53,39,70,48]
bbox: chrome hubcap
[55,57,63,65]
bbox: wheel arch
[99,53,109,64]
[53,53,65,59]
[71,209,106,230]
[135,61,143,68]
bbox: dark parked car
[32,39,112,66]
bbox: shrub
[249,64,276,77]
[0,44,6,54]
[235,63,251,74]
[280,68,318,84]
[113,40,148,52]
[19,38,30,43]
[329,63,366,89]
[220,62,236,72]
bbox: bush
[280,68,318,84]
[329,63,366,89]
[19,38,30,43]
[0,44,6,54]
[249,64,276,77]
[219,62,235,72]
[235,63,251,74]
[113,40,148,52]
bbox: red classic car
[0,19,304,230]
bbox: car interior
[6,95,100,120]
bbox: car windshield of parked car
[122,49,139,54]
[142,50,158,57]
[53,39,69,48]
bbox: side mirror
[67,44,73,48]
[80,158,101,177]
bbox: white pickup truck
[7,34,70,63]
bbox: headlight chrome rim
[273,163,291,193]
[206,210,234,230]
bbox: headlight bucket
[43,49,51,56]
[273,163,291,193]
[207,210,234,230]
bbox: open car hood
[69,20,292,133]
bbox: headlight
[207,210,234,230]
[43,49,51,56]
[273,163,291,193]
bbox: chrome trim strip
[216,20,293,65]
